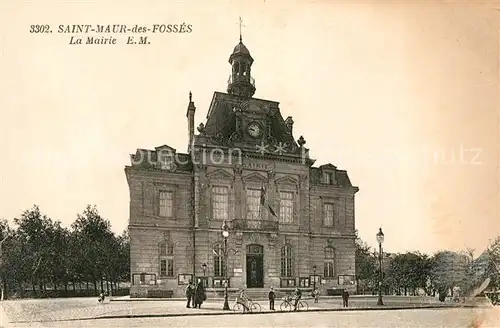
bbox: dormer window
[323,172,333,184]
[161,156,174,170]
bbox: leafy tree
[430,251,468,301]
[485,237,500,289]
[71,205,116,294]
[386,252,432,296]
[14,205,59,294]
[355,231,377,294]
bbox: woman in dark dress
[194,279,206,308]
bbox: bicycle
[280,295,309,311]
[233,297,262,313]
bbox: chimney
[186,91,196,152]
[285,116,294,134]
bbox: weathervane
[239,16,244,42]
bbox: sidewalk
[1,296,479,324]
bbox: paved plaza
[1,295,497,328]
[3,307,500,328]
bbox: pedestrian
[185,281,194,308]
[194,278,206,309]
[293,287,302,311]
[268,286,276,310]
[313,288,320,303]
[342,290,349,308]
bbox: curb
[109,296,442,302]
[9,303,477,324]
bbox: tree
[14,205,60,295]
[485,237,500,290]
[430,251,468,301]
[355,231,377,294]
[71,205,116,294]
[0,219,13,300]
[386,252,432,296]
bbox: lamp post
[222,221,230,311]
[312,264,317,291]
[376,228,385,306]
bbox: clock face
[247,123,261,138]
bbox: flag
[260,184,277,218]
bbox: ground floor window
[280,278,296,288]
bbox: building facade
[125,38,359,298]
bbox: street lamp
[202,263,207,277]
[312,264,317,291]
[376,228,385,306]
[222,221,230,311]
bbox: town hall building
[125,36,359,298]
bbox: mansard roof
[310,166,354,188]
[194,92,297,150]
[128,145,192,172]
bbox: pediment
[320,163,337,170]
[275,175,299,186]
[206,168,234,180]
[242,172,267,183]
[155,145,176,156]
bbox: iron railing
[227,74,255,86]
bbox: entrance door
[246,244,264,288]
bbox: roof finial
[239,16,243,43]
[189,91,192,102]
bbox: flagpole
[259,181,263,220]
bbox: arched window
[159,241,174,277]
[281,245,293,277]
[324,247,335,278]
[213,243,226,277]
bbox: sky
[0,1,499,256]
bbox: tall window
[159,241,174,277]
[324,203,334,227]
[279,191,294,224]
[281,245,293,277]
[213,244,226,277]
[246,189,261,220]
[159,190,173,217]
[324,247,335,278]
[212,186,229,221]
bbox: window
[212,186,229,221]
[281,245,293,277]
[246,189,261,220]
[280,278,296,288]
[159,191,173,217]
[324,247,335,278]
[160,156,174,170]
[299,277,310,287]
[159,241,174,277]
[324,203,334,227]
[213,244,226,277]
[279,191,294,224]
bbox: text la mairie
[125,35,359,298]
